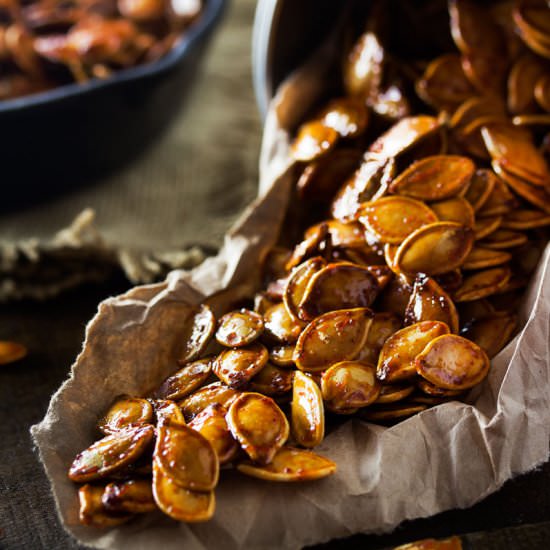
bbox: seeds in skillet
[0,341,27,365]
[213,342,269,389]
[178,304,216,364]
[155,357,213,401]
[102,479,157,514]
[152,463,215,523]
[321,361,380,411]
[188,404,239,465]
[215,309,264,347]
[155,420,218,492]
[415,334,490,391]
[291,371,324,448]
[389,155,475,201]
[394,222,475,276]
[227,393,289,465]
[99,396,153,435]
[298,263,379,320]
[294,308,373,373]
[69,425,155,482]
[78,484,133,527]
[377,321,450,383]
[237,447,336,482]
[358,196,438,244]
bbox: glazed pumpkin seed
[188,404,239,465]
[291,371,324,448]
[461,313,517,359]
[318,97,369,138]
[69,425,155,482]
[269,345,296,367]
[415,334,490,390]
[513,3,550,55]
[434,270,464,293]
[321,361,380,410]
[463,246,511,270]
[152,399,186,425]
[152,463,215,523]
[394,222,475,276]
[227,393,289,465]
[291,121,338,162]
[299,263,379,320]
[253,292,277,316]
[78,484,133,527]
[492,160,550,214]
[474,215,502,240]
[356,312,402,364]
[501,209,550,230]
[463,169,497,212]
[0,340,27,364]
[178,304,216,363]
[155,357,213,401]
[430,197,475,227]
[476,175,519,217]
[99,396,153,435]
[416,379,464,398]
[155,419,218,491]
[215,309,264,347]
[359,403,428,423]
[384,243,399,271]
[283,257,327,322]
[358,196,438,244]
[102,479,156,514]
[535,74,550,113]
[307,220,367,249]
[297,149,363,203]
[237,447,336,482]
[404,275,459,334]
[454,266,511,302]
[450,96,507,131]
[415,53,475,111]
[377,275,414,317]
[389,156,475,201]
[481,124,550,189]
[250,363,294,396]
[457,298,495,322]
[462,49,508,97]
[377,321,450,383]
[331,157,395,221]
[213,342,269,389]
[263,302,305,344]
[179,382,239,421]
[375,384,415,404]
[294,308,373,373]
[507,53,547,115]
[368,116,442,160]
[286,224,329,271]
[479,229,528,249]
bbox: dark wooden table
[1,275,550,550]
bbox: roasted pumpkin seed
[227,393,289,465]
[155,357,213,401]
[215,309,264,347]
[213,342,269,389]
[454,266,512,302]
[99,396,153,435]
[291,371,324,448]
[237,447,336,482]
[78,484,133,527]
[102,479,156,514]
[415,334,490,390]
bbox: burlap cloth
[0,0,261,301]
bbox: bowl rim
[0,0,226,114]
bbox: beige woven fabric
[0,0,261,300]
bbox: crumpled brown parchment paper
[31,32,550,550]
